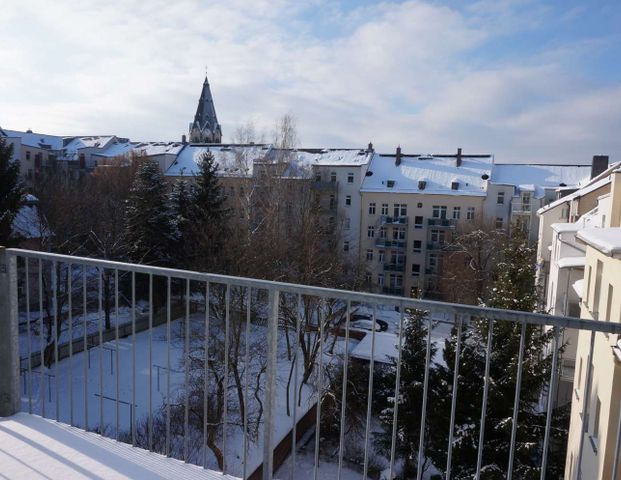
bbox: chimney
[456,147,462,167]
[395,145,402,166]
[591,155,609,179]
[182,134,187,145]
[367,141,374,153]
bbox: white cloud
[0,0,619,163]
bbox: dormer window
[418,180,426,190]
[387,180,395,188]
[451,181,459,190]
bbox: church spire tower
[189,73,222,143]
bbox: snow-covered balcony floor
[0,412,238,480]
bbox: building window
[315,173,321,182]
[367,226,375,238]
[414,216,423,229]
[26,151,31,160]
[345,195,352,206]
[430,229,445,243]
[330,172,337,183]
[366,249,374,261]
[606,284,614,321]
[467,207,475,220]
[413,240,422,252]
[451,181,459,190]
[378,273,384,287]
[418,180,426,190]
[369,202,376,215]
[522,193,531,208]
[343,241,350,252]
[453,206,461,219]
[365,272,372,283]
[347,173,354,183]
[412,264,420,276]
[344,217,351,230]
[379,227,386,239]
[497,191,505,204]
[495,217,504,229]
[329,195,335,210]
[381,203,388,215]
[593,260,603,316]
[378,250,385,262]
[393,227,406,241]
[393,203,407,217]
[432,205,447,219]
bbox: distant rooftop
[492,163,592,198]
[361,152,493,196]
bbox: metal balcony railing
[427,218,457,228]
[383,263,405,272]
[511,202,532,214]
[375,238,406,249]
[380,215,408,225]
[1,247,620,480]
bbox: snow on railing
[2,247,621,480]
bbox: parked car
[351,313,372,321]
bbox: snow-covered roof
[61,136,117,160]
[133,141,185,157]
[577,228,621,256]
[0,412,230,480]
[11,202,47,240]
[3,129,65,150]
[92,139,139,158]
[166,144,269,177]
[572,279,584,298]
[493,164,592,198]
[537,161,621,215]
[361,153,493,196]
[557,256,585,269]
[350,331,400,364]
[552,223,582,233]
[289,148,372,167]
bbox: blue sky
[1,0,620,163]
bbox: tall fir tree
[187,151,228,271]
[428,229,557,479]
[169,179,194,268]
[376,309,438,478]
[0,137,24,245]
[124,160,177,266]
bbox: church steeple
[189,74,222,143]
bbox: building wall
[566,245,621,479]
[359,191,485,297]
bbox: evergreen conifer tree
[0,137,24,245]
[169,179,194,267]
[428,229,556,479]
[376,309,438,477]
[124,160,177,265]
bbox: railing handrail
[7,247,621,334]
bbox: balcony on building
[511,202,532,214]
[380,215,408,225]
[427,218,457,228]
[383,262,405,272]
[375,238,406,250]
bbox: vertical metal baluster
[540,327,560,480]
[39,259,44,418]
[291,293,302,480]
[148,274,154,451]
[83,266,87,430]
[53,261,59,421]
[313,299,325,480]
[337,300,352,480]
[363,304,378,480]
[68,263,73,426]
[203,282,210,469]
[416,315,433,480]
[223,283,230,474]
[575,331,596,480]
[475,318,494,479]
[263,288,279,480]
[131,271,136,446]
[446,314,464,479]
[243,287,251,480]
[25,259,32,414]
[115,269,119,441]
[166,276,171,457]
[98,269,103,434]
[183,278,190,462]
[507,321,527,480]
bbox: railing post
[0,247,20,417]
[263,288,279,480]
